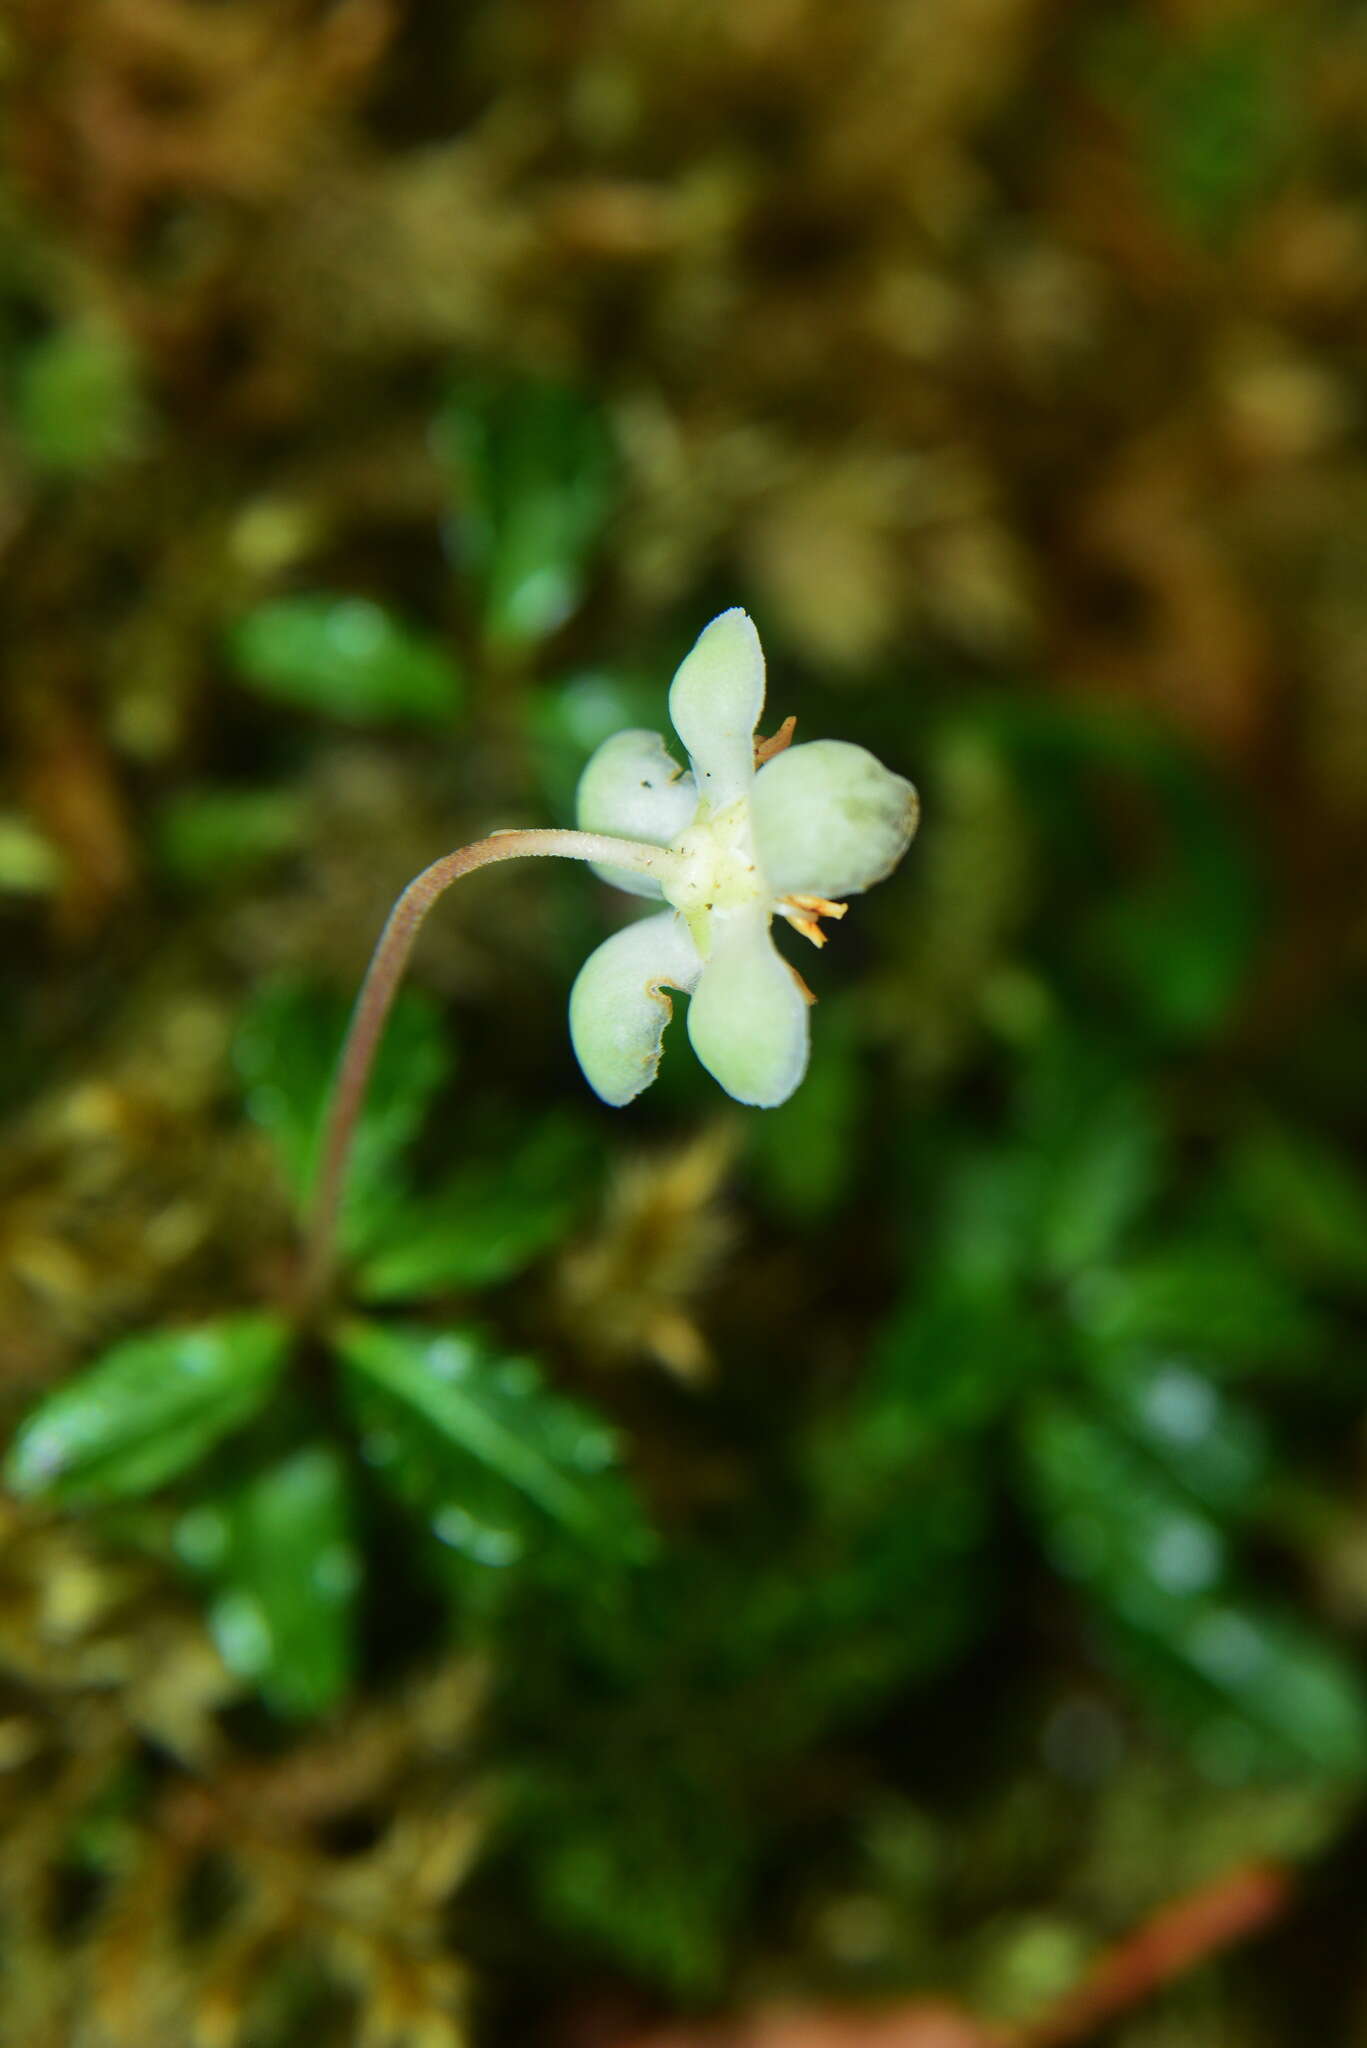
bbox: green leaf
[1016,1040,1164,1280]
[0,813,63,894]
[509,1488,984,1995]
[528,669,667,819]
[1085,750,1260,1043]
[823,1280,1045,1502]
[176,1443,357,1719]
[1229,1122,1367,1294]
[354,1117,592,1301]
[1090,16,1300,248]
[154,784,306,885]
[926,1045,1162,1304]
[1038,1102,1160,1280]
[977,699,1260,1041]
[6,1316,288,1505]
[792,1478,988,1716]
[14,323,146,475]
[336,1321,651,1567]
[506,1561,804,1995]
[748,996,865,1224]
[934,1146,1047,1297]
[234,980,451,1255]
[1093,1358,1269,1518]
[1096,878,1257,1043]
[1023,1395,1367,1779]
[1069,1239,1321,1374]
[436,373,616,650]
[521,1758,745,1994]
[227,593,463,725]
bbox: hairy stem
[299,827,678,1313]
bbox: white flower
[568,609,919,1108]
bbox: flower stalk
[299,827,677,1313]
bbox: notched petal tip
[751,738,919,902]
[569,911,702,1106]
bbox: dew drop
[1147,1516,1221,1594]
[427,1338,473,1382]
[1142,1365,1217,1446]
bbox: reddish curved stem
[299,827,677,1313]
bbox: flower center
[662,798,767,930]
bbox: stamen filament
[789,893,847,920]
[754,714,798,767]
[778,892,848,948]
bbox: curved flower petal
[686,907,809,1108]
[751,739,919,899]
[576,729,698,898]
[569,911,701,1106]
[668,608,765,808]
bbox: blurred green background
[3,3,1367,2044]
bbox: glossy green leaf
[1094,1358,1269,1517]
[5,1316,288,1505]
[227,593,462,725]
[175,1442,357,1719]
[337,1321,651,1567]
[355,1118,592,1301]
[234,979,451,1254]
[436,373,616,649]
[1023,1395,1367,1779]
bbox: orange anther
[754,715,798,767]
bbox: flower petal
[576,729,698,898]
[751,739,919,899]
[668,608,765,807]
[686,907,809,1108]
[569,911,701,1106]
